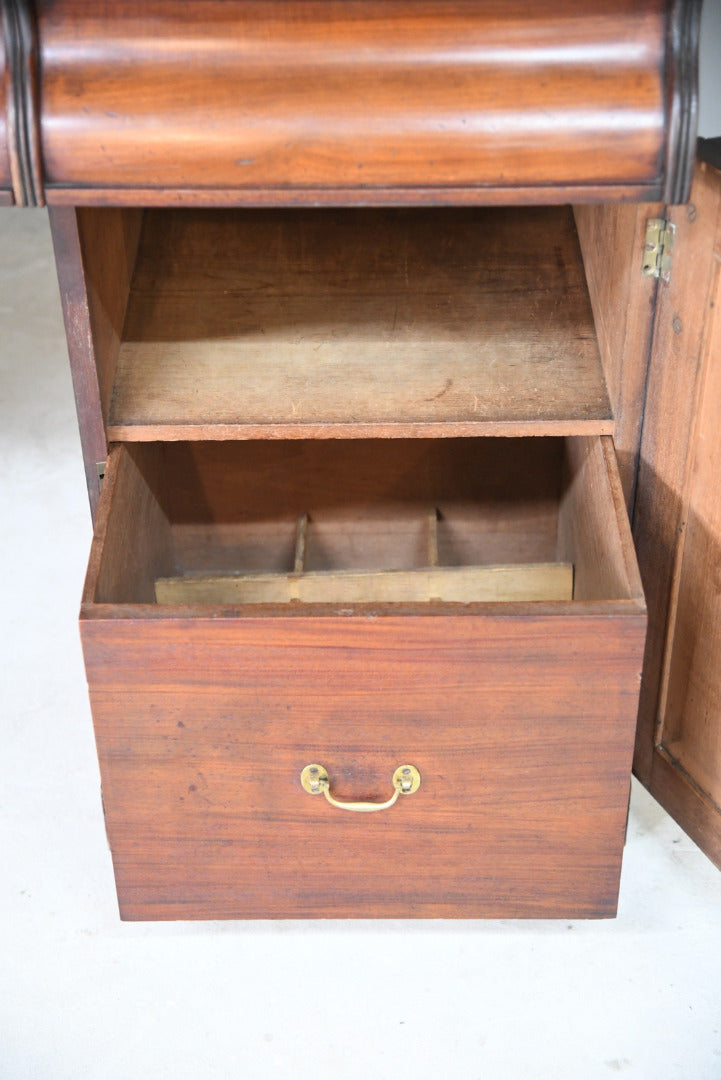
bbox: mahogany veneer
[0,0,702,208]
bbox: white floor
[1,208,721,1080]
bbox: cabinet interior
[78,205,613,443]
[75,202,642,611]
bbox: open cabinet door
[577,147,721,870]
[632,148,721,868]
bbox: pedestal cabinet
[3,0,715,918]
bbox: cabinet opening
[79,205,613,443]
[86,436,642,610]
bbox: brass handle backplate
[300,763,421,812]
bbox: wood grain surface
[632,161,721,786]
[574,202,661,510]
[557,436,643,603]
[88,439,572,605]
[48,206,143,517]
[631,159,721,868]
[93,443,174,606]
[42,184,680,210]
[110,206,612,441]
[0,19,10,194]
[80,433,645,918]
[76,208,143,423]
[154,562,575,606]
[35,0,674,203]
[81,613,645,919]
[661,255,721,807]
[47,206,109,519]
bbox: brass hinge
[643,218,675,282]
[96,460,107,492]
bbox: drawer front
[83,614,645,919]
[35,0,688,204]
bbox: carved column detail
[1,0,43,206]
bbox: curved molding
[664,0,702,205]
[1,0,42,206]
[37,1,679,203]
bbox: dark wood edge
[117,907,619,923]
[698,137,721,172]
[0,0,42,207]
[47,205,107,519]
[107,420,616,442]
[45,183,664,209]
[663,0,701,205]
[80,601,648,622]
[647,748,721,869]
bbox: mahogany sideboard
[4,0,719,920]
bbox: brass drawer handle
[300,764,421,812]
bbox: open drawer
[80,435,646,919]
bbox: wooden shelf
[108,206,612,441]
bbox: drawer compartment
[81,436,646,919]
